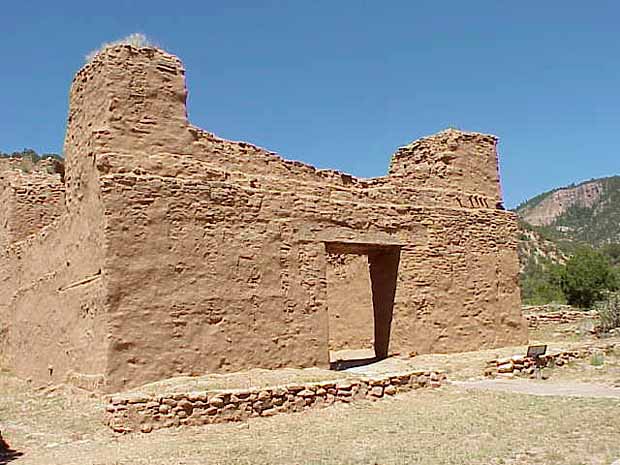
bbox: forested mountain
[516,176,620,246]
[515,176,620,305]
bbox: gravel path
[454,379,620,398]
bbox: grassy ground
[1,317,619,465]
[3,380,619,465]
[544,345,620,386]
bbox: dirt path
[454,379,620,398]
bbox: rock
[260,408,277,417]
[335,381,352,390]
[497,362,514,373]
[188,392,207,402]
[272,387,287,396]
[257,390,271,401]
[140,424,153,433]
[370,386,383,397]
[384,385,397,396]
[209,396,225,408]
[177,399,193,411]
[158,404,170,414]
[286,384,305,392]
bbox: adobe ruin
[0,45,527,393]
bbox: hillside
[515,175,620,305]
[516,176,620,246]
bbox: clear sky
[2,1,619,207]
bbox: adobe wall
[1,45,526,392]
[0,216,108,387]
[326,253,374,351]
[0,162,65,249]
[389,130,502,205]
[69,46,525,391]
[0,53,113,386]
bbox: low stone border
[104,369,446,433]
[485,342,619,379]
[522,306,596,328]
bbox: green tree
[560,247,618,308]
[520,258,566,305]
[600,243,620,267]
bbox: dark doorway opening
[324,242,401,370]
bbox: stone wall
[484,342,619,378]
[0,163,65,249]
[523,305,594,328]
[104,368,447,433]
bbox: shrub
[590,352,605,366]
[85,33,153,63]
[560,246,618,308]
[520,257,566,305]
[594,291,620,333]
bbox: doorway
[324,242,401,370]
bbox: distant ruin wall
[0,171,65,243]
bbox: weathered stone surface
[384,385,397,396]
[208,397,225,408]
[104,368,446,433]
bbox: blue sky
[1,1,619,207]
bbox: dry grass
[3,322,620,464]
[545,345,620,386]
[5,380,619,465]
[85,33,153,63]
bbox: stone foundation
[104,369,446,433]
[484,342,619,378]
[523,305,595,328]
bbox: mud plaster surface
[0,45,527,392]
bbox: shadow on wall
[325,242,401,368]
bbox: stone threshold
[104,368,447,433]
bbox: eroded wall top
[389,129,502,203]
[65,45,507,211]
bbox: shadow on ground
[330,356,379,371]
[0,436,24,464]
